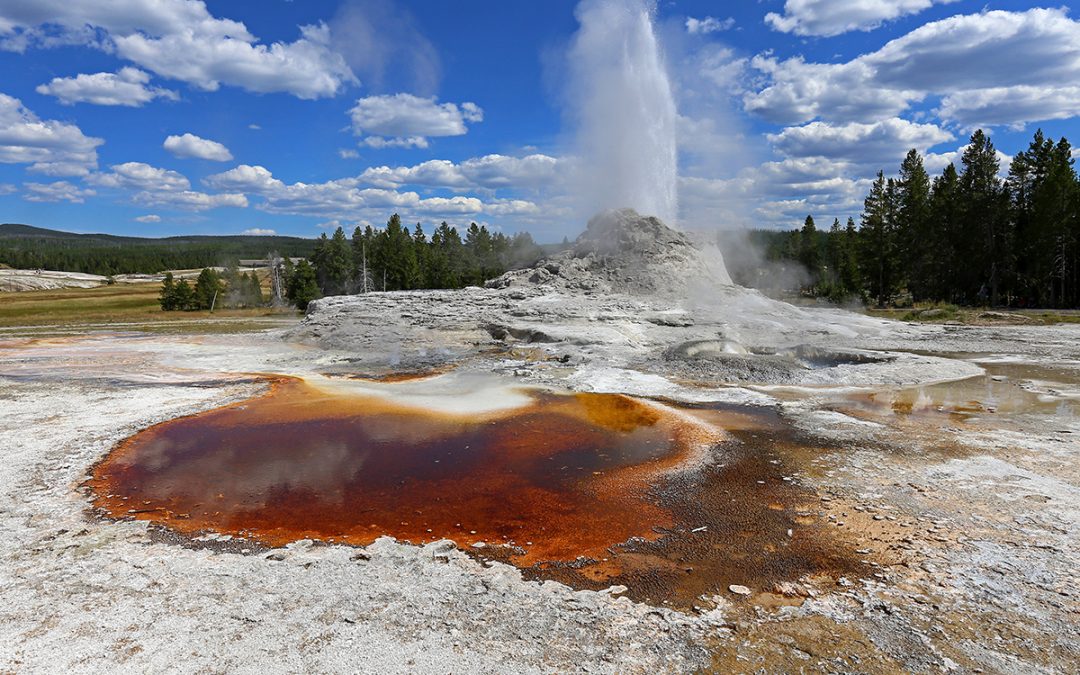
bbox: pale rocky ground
[0,211,1077,672]
[0,267,268,292]
[0,268,117,291]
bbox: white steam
[566,0,678,226]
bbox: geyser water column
[568,0,678,226]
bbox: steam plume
[566,0,678,225]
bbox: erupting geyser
[568,0,678,226]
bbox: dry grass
[0,283,301,333]
[866,303,1080,325]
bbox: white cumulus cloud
[204,163,537,222]
[0,0,356,99]
[241,228,276,235]
[134,214,161,223]
[23,180,96,203]
[90,161,245,211]
[768,119,954,164]
[937,86,1080,129]
[36,67,177,106]
[90,162,191,191]
[359,154,561,191]
[349,94,483,149]
[163,133,233,161]
[0,93,103,176]
[203,164,283,193]
[685,17,735,34]
[746,8,1080,128]
[133,190,247,211]
[765,0,958,37]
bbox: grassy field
[865,303,1080,325]
[0,283,302,334]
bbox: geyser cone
[488,208,732,295]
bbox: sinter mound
[487,208,730,296]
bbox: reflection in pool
[90,376,717,563]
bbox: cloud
[0,183,16,195]
[317,219,367,231]
[203,164,283,193]
[361,135,429,149]
[0,0,356,99]
[678,154,876,230]
[936,86,1080,130]
[35,67,177,106]
[744,55,916,125]
[924,143,1011,177]
[358,154,561,191]
[241,228,275,235]
[163,133,233,161]
[132,189,247,211]
[329,0,440,95]
[134,214,161,223]
[90,162,191,191]
[0,93,103,176]
[685,17,735,34]
[768,119,954,165]
[23,180,96,203]
[746,8,1080,127]
[338,148,360,159]
[90,161,246,211]
[349,94,483,149]
[765,0,958,37]
[204,164,538,221]
[248,123,261,130]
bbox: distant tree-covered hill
[0,224,318,275]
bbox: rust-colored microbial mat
[90,378,704,564]
[89,378,862,607]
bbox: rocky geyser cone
[487,209,728,296]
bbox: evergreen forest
[735,129,1080,309]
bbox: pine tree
[798,215,820,282]
[824,218,843,297]
[958,130,1007,304]
[860,171,899,306]
[245,272,264,307]
[173,278,195,311]
[896,149,933,300]
[193,268,223,310]
[929,163,961,301]
[412,222,428,288]
[286,259,321,310]
[313,226,354,295]
[159,272,177,311]
[311,233,330,292]
[841,217,861,297]
[1033,137,1079,306]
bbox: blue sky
[1,0,1078,241]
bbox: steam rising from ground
[566,0,678,226]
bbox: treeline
[744,129,1080,308]
[0,225,316,276]
[281,215,548,308]
[159,266,264,311]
